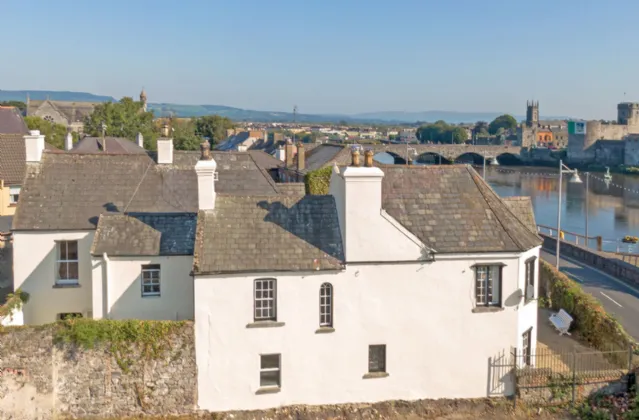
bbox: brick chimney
[285,140,294,167]
[157,124,173,164]
[195,141,217,210]
[24,130,45,162]
[296,142,305,171]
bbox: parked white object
[549,309,573,335]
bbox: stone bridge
[365,144,523,163]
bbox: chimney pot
[351,148,361,167]
[161,123,170,137]
[364,149,374,167]
[200,141,212,160]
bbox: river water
[374,153,639,253]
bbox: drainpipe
[103,252,110,319]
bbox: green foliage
[305,166,333,195]
[297,131,319,143]
[488,114,517,134]
[194,115,235,146]
[473,121,489,136]
[54,318,185,373]
[0,101,26,113]
[416,120,466,144]
[540,260,636,353]
[84,97,157,149]
[24,116,77,149]
[170,119,202,151]
[0,289,29,319]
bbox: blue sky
[2,0,638,118]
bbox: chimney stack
[65,132,73,151]
[157,124,173,164]
[296,142,305,172]
[136,132,144,149]
[364,149,373,167]
[351,148,361,167]
[195,141,217,210]
[24,130,45,162]
[285,140,294,167]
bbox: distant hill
[0,90,116,103]
[1,90,569,124]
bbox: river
[374,153,639,253]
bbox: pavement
[540,249,639,341]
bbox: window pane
[261,354,280,369]
[369,345,386,373]
[260,370,280,387]
[58,262,68,280]
[67,262,79,280]
[67,241,78,260]
[59,242,68,260]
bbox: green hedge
[540,260,635,352]
[0,289,29,319]
[304,166,332,195]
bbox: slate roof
[301,144,351,173]
[502,196,539,235]
[380,165,542,253]
[0,134,57,185]
[13,150,280,231]
[0,107,28,134]
[28,100,99,123]
[70,136,146,154]
[92,213,197,256]
[193,195,344,274]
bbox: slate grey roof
[0,134,57,185]
[71,137,146,154]
[28,100,99,123]
[92,213,197,256]
[193,195,344,274]
[502,196,539,235]
[301,144,351,173]
[13,150,280,231]
[380,165,542,253]
[0,107,28,134]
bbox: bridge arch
[373,151,406,165]
[415,152,452,165]
[453,152,484,165]
[495,152,523,165]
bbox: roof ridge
[467,166,534,251]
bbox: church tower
[140,89,147,112]
[526,100,539,127]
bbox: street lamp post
[556,159,582,269]
[585,172,589,246]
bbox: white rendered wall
[516,246,541,365]
[91,256,194,321]
[13,231,94,325]
[195,249,538,412]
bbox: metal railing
[537,224,639,255]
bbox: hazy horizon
[2,0,637,119]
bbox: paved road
[541,249,639,341]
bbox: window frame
[522,328,533,366]
[259,353,281,389]
[524,257,537,303]
[8,185,20,205]
[254,278,277,322]
[55,240,79,285]
[319,283,333,328]
[474,264,504,307]
[141,264,161,297]
[368,344,387,374]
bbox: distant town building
[517,101,568,148]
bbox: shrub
[305,166,333,195]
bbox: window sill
[315,327,335,334]
[53,283,81,289]
[8,204,16,208]
[255,386,281,395]
[363,372,389,379]
[142,295,161,298]
[472,306,504,313]
[246,321,286,329]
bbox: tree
[473,121,489,136]
[171,118,202,151]
[24,116,78,149]
[449,127,468,144]
[488,114,517,135]
[416,121,466,144]
[194,115,235,146]
[84,97,157,148]
[0,101,26,114]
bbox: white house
[192,149,541,411]
[11,131,282,324]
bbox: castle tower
[618,102,639,126]
[526,100,539,127]
[140,88,147,112]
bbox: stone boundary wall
[540,233,639,288]
[0,323,196,420]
